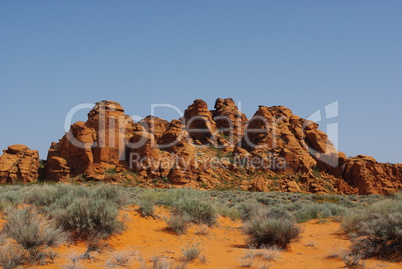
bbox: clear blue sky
[1,1,401,163]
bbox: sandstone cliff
[41,99,402,194]
[2,98,400,195]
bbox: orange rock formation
[0,144,40,183]
[1,98,401,194]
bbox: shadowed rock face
[184,99,217,144]
[213,98,247,147]
[28,98,401,194]
[0,145,40,183]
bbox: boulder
[0,145,40,183]
[286,181,301,193]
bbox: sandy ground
[17,206,401,268]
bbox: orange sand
[25,207,402,268]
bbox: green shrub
[174,199,217,226]
[92,184,129,207]
[265,208,293,220]
[137,200,156,217]
[51,198,125,240]
[293,202,345,223]
[243,214,301,249]
[342,199,402,260]
[22,185,62,207]
[0,189,23,206]
[236,202,264,222]
[23,185,92,209]
[137,191,161,217]
[214,204,240,220]
[293,203,331,223]
[2,206,66,261]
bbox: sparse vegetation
[181,245,202,262]
[63,252,84,269]
[195,224,209,235]
[342,199,402,260]
[165,214,191,235]
[239,248,279,268]
[142,256,188,269]
[137,191,160,217]
[2,206,66,263]
[105,250,134,267]
[0,183,399,267]
[0,242,25,269]
[342,253,366,268]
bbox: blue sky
[1,1,401,163]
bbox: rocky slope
[1,98,401,194]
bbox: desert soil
[28,206,401,268]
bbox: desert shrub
[195,224,209,235]
[239,256,254,267]
[0,188,23,206]
[0,200,11,211]
[0,242,25,269]
[170,188,206,200]
[290,202,346,223]
[105,250,134,267]
[23,185,93,208]
[174,199,217,226]
[22,185,62,207]
[240,248,280,267]
[236,202,265,222]
[50,198,125,240]
[42,194,79,215]
[390,191,402,200]
[158,188,207,207]
[2,206,66,262]
[63,251,84,269]
[2,206,66,250]
[137,191,161,217]
[19,184,128,213]
[142,256,188,269]
[243,214,301,249]
[181,245,202,261]
[341,210,367,237]
[137,199,156,217]
[342,199,402,260]
[92,184,129,207]
[265,208,293,220]
[214,204,240,220]
[293,203,331,223]
[342,253,366,268]
[165,214,191,235]
[258,247,281,262]
[312,194,340,203]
